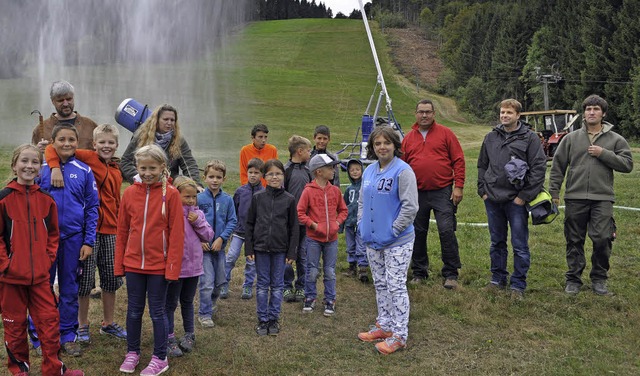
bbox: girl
[115,144,184,375]
[0,144,84,376]
[245,159,299,336]
[165,177,213,357]
[356,127,418,355]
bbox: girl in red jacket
[115,144,184,376]
[0,144,84,376]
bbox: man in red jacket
[401,99,465,289]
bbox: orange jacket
[239,143,278,186]
[297,180,348,243]
[45,146,122,234]
[115,182,184,280]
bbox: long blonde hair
[134,144,170,219]
[135,104,183,159]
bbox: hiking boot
[294,289,305,302]
[62,341,82,357]
[241,286,253,299]
[198,316,215,328]
[485,281,507,292]
[63,370,85,376]
[77,324,90,344]
[443,278,458,290]
[408,276,426,285]
[167,336,183,357]
[179,332,195,353]
[100,322,127,340]
[592,281,609,295]
[323,301,336,317]
[358,266,370,283]
[358,323,392,342]
[220,285,229,299]
[375,335,406,355]
[283,288,296,303]
[119,351,140,373]
[140,355,169,376]
[255,321,269,336]
[302,299,316,313]
[342,263,357,277]
[510,289,525,301]
[565,282,581,295]
[268,320,280,336]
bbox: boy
[197,160,237,327]
[44,124,126,345]
[311,125,340,187]
[223,158,264,299]
[283,135,313,303]
[341,159,368,282]
[297,154,348,316]
[239,124,278,186]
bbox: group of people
[0,78,633,375]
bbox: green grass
[3,19,640,375]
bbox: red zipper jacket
[297,180,347,243]
[0,180,59,286]
[115,181,184,280]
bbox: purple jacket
[180,205,214,278]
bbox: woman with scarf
[121,104,201,185]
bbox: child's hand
[187,212,198,223]
[211,238,223,252]
[247,255,255,261]
[201,242,211,252]
[79,245,93,261]
[286,258,295,265]
[51,168,64,188]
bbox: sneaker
[62,341,82,357]
[220,285,229,299]
[302,299,316,313]
[179,332,195,353]
[323,301,335,317]
[510,289,525,300]
[62,370,85,376]
[167,336,183,358]
[241,286,253,299]
[140,355,169,376]
[443,278,458,290]
[565,282,581,295]
[268,320,280,336]
[358,266,370,283]
[294,289,305,302]
[283,289,296,303]
[198,316,215,328]
[77,324,90,344]
[375,335,406,355]
[592,281,609,295]
[100,322,127,340]
[119,351,140,373]
[255,321,269,336]
[358,323,392,342]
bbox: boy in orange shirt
[239,124,278,186]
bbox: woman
[356,126,418,355]
[120,104,201,185]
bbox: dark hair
[251,124,269,137]
[366,127,403,160]
[262,159,284,175]
[582,94,608,113]
[313,125,330,138]
[247,157,265,171]
[415,99,435,111]
[51,123,79,140]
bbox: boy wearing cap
[297,154,348,316]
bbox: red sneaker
[357,323,392,342]
[375,335,406,355]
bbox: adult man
[32,80,98,151]
[477,99,546,298]
[401,99,465,289]
[550,94,633,296]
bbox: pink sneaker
[140,355,169,376]
[119,351,140,373]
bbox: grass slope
[2,19,640,375]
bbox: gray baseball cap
[309,154,339,172]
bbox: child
[223,158,264,299]
[341,159,369,282]
[311,125,340,187]
[44,124,126,344]
[245,159,299,335]
[297,154,348,316]
[283,135,313,303]
[0,144,85,376]
[166,177,214,357]
[197,160,237,328]
[239,124,278,186]
[115,144,184,375]
[39,123,99,357]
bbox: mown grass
[2,19,640,375]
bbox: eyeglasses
[416,110,434,115]
[265,172,284,178]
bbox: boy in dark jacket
[341,159,368,282]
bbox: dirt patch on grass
[386,27,443,89]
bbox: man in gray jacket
[550,94,633,296]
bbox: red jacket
[45,146,122,234]
[297,180,348,242]
[0,180,59,285]
[401,121,466,191]
[115,181,184,280]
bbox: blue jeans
[254,251,286,322]
[484,199,530,291]
[225,234,256,288]
[125,272,168,359]
[165,276,199,335]
[344,226,368,267]
[198,251,226,318]
[284,227,307,290]
[305,238,337,303]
